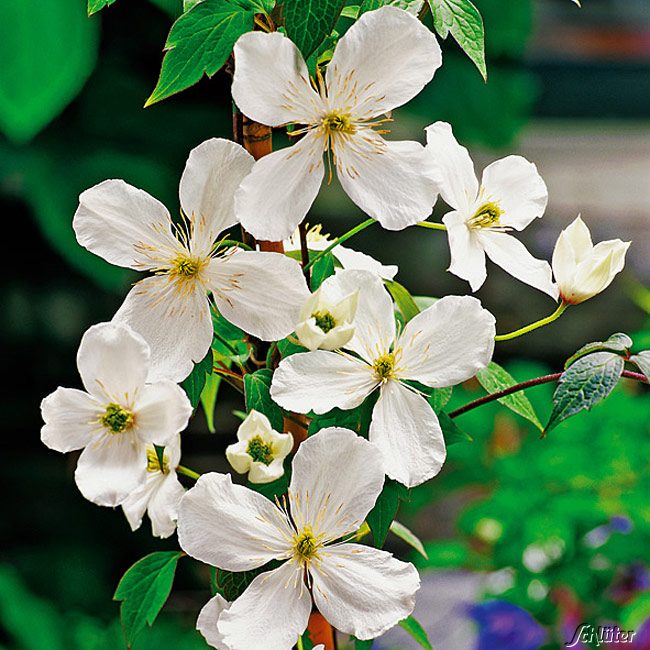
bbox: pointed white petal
[271,351,377,415]
[112,275,213,383]
[75,434,147,507]
[77,322,149,402]
[122,476,157,532]
[424,121,477,212]
[398,295,496,387]
[370,381,446,487]
[40,387,100,452]
[442,210,487,292]
[180,138,255,250]
[235,131,325,241]
[327,6,441,118]
[311,543,420,640]
[570,239,630,303]
[289,428,385,540]
[197,594,231,650]
[147,473,186,538]
[73,179,178,271]
[551,215,594,289]
[336,133,438,230]
[232,31,324,126]
[217,562,311,650]
[479,231,559,299]
[177,473,293,571]
[480,155,548,230]
[134,381,192,446]
[332,244,398,280]
[208,249,310,341]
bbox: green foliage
[282,0,347,58]
[181,348,213,408]
[215,564,276,601]
[428,0,487,80]
[113,552,184,648]
[438,410,472,444]
[310,252,336,290]
[0,0,98,143]
[385,279,420,323]
[564,332,632,367]
[428,386,452,412]
[354,638,374,650]
[360,0,425,14]
[88,0,118,14]
[199,371,223,432]
[476,361,543,430]
[630,350,650,380]
[399,615,434,649]
[367,479,409,547]
[390,520,428,558]
[545,351,624,433]
[147,0,255,105]
[212,313,250,364]
[244,368,284,431]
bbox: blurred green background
[1,0,649,648]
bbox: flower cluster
[40,6,631,650]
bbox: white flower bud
[225,410,293,484]
[295,281,359,351]
[552,216,630,304]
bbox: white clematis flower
[271,270,496,488]
[40,322,192,507]
[225,410,293,484]
[179,428,420,649]
[284,224,398,280]
[232,7,442,240]
[121,434,185,538]
[295,275,359,351]
[425,121,558,298]
[552,216,630,304]
[73,138,310,383]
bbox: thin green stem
[296,637,304,650]
[216,239,253,252]
[495,302,569,342]
[416,220,447,231]
[303,218,377,271]
[177,465,201,481]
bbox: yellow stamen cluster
[246,436,274,466]
[293,525,322,564]
[469,201,503,229]
[372,352,396,381]
[312,310,337,333]
[170,254,206,280]
[146,447,169,474]
[321,112,355,135]
[101,403,134,434]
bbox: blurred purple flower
[468,600,547,650]
[609,516,634,535]
[609,563,650,604]
[607,617,650,649]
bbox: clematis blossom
[271,270,496,487]
[179,428,420,649]
[232,6,442,240]
[425,121,557,297]
[73,138,310,383]
[40,322,192,507]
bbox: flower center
[146,447,169,474]
[312,310,337,333]
[293,525,322,563]
[321,112,355,135]
[170,254,205,280]
[373,352,396,381]
[101,403,134,434]
[246,435,274,465]
[468,201,503,229]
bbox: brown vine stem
[448,369,648,419]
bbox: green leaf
[212,313,250,364]
[438,411,472,444]
[88,0,117,14]
[367,479,407,547]
[428,386,452,412]
[354,638,374,650]
[427,0,487,80]
[148,0,183,17]
[282,0,347,58]
[181,349,213,408]
[113,551,184,648]
[390,520,428,559]
[147,0,255,105]
[476,361,543,430]
[216,564,276,601]
[630,351,650,381]
[385,280,420,323]
[565,332,633,368]
[0,0,98,142]
[399,616,433,650]
[545,351,625,434]
[244,368,284,431]
[360,0,424,14]
[310,252,336,290]
[200,371,223,433]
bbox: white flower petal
[335,133,438,230]
[479,231,559,299]
[77,322,149,402]
[232,31,323,126]
[75,434,147,507]
[134,381,192,446]
[217,561,311,650]
[207,249,310,341]
[40,387,100,452]
[424,121,477,213]
[370,381,446,487]
[112,275,213,383]
[480,155,548,230]
[311,543,420,640]
[271,351,377,415]
[398,295,496,387]
[180,138,255,250]
[248,460,287,485]
[332,244,398,280]
[122,477,156,533]
[570,239,630,303]
[442,210,487,291]
[177,473,293,571]
[289,428,385,540]
[327,6,441,118]
[73,179,177,271]
[551,216,593,289]
[197,594,231,650]
[235,130,325,241]
[147,473,186,538]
